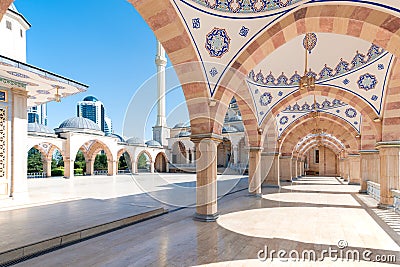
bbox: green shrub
[51,167,64,177]
[74,168,83,175]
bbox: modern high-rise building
[27,104,48,125]
[104,116,113,136]
[77,96,112,135]
[0,4,48,125]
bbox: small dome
[83,96,99,102]
[109,133,125,143]
[177,131,191,137]
[28,122,53,134]
[145,140,162,148]
[228,115,242,122]
[126,137,144,145]
[173,122,190,129]
[173,123,186,129]
[58,117,100,131]
[222,126,239,133]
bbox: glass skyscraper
[77,96,112,135]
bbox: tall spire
[153,40,169,147]
[155,40,167,127]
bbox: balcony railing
[367,181,380,201]
[27,172,46,179]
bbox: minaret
[153,40,169,146]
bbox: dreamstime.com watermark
[257,240,397,263]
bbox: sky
[16,0,189,140]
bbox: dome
[83,96,98,102]
[173,122,190,129]
[28,122,53,134]
[173,123,186,129]
[228,115,242,122]
[222,126,239,133]
[145,140,162,148]
[58,117,100,131]
[177,131,191,137]
[126,137,144,145]
[109,133,125,143]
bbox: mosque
[0,0,400,266]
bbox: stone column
[64,159,74,179]
[359,150,380,193]
[263,152,280,188]
[192,135,221,222]
[279,156,292,182]
[107,160,117,176]
[348,154,361,185]
[150,161,155,173]
[343,157,349,182]
[233,145,238,165]
[10,88,29,199]
[291,157,298,180]
[319,146,326,176]
[86,160,94,176]
[376,142,400,209]
[248,147,263,196]
[43,159,52,177]
[131,160,137,174]
[186,150,190,164]
[339,158,344,178]
[297,160,303,178]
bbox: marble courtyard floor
[11,176,400,266]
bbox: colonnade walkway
[11,176,400,266]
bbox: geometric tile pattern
[0,108,6,178]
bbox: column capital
[247,146,263,152]
[376,141,400,149]
[359,150,379,154]
[190,133,223,144]
[261,152,280,156]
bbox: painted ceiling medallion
[345,108,357,118]
[192,0,302,14]
[259,92,273,106]
[205,28,231,58]
[357,73,377,91]
[303,33,318,53]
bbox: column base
[11,191,29,201]
[348,182,360,185]
[193,212,220,222]
[291,177,298,181]
[262,184,280,189]
[248,193,263,198]
[358,190,367,194]
[377,203,394,210]
[280,179,292,182]
[297,175,302,178]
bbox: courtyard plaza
[0,175,398,266]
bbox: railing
[228,163,248,174]
[367,181,380,201]
[118,169,131,174]
[27,172,46,179]
[93,170,108,176]
[392,190,400,214]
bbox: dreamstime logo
[122,61,277,207]
[257,240,396,263]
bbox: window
[6,21,12,30]
[315,149,320,164]
[20,29,23,38]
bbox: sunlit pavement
[13,176,400,266]
[0,173,245,211]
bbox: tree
[74,150,86,171]
[118,153,129,170]
[138,153,148,169]
[52,150,64,168]
[27,148,43,173]
[94,153,108,170]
